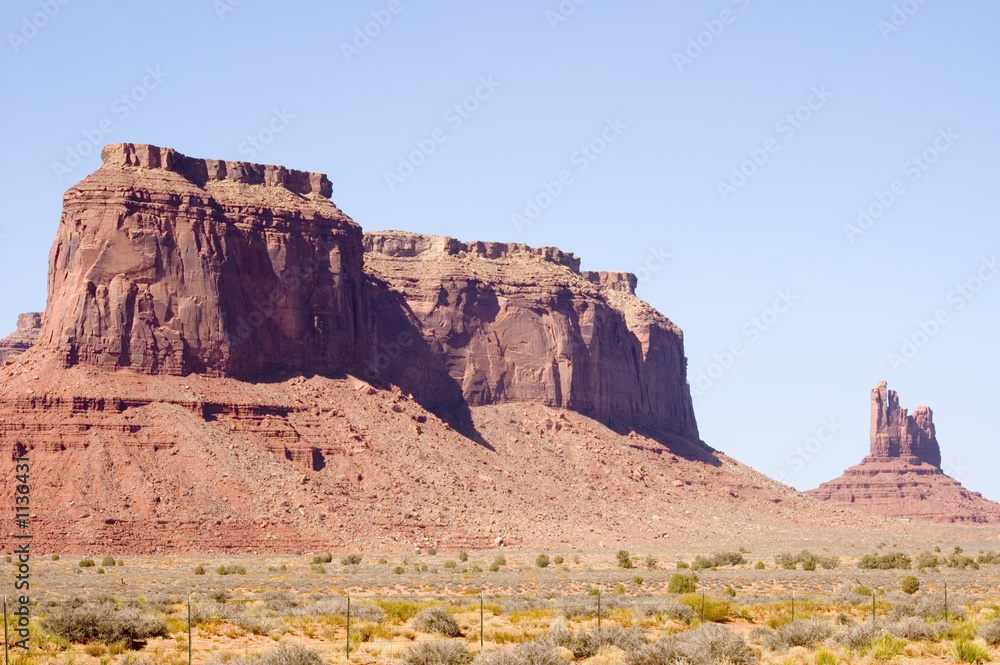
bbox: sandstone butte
[0,144,942,553]
[806,381,1000,524]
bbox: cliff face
[808,381,1000,523]
[0,144,721,552]
[0,312,41,365]
[41,143,368,379]
[363,231,699,442]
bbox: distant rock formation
[0,313,42,365]
[807,381,1000,523]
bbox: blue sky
[2,0,997,497]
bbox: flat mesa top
[99,142,332,199]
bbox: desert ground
[8,539,1000,665]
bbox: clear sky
[2,1,997,498]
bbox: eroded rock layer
[363,231,699,443]
[807,381,1000,523]
[40,143,368,379]
[0,312,41,365]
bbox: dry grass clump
[472,641,564,665]
[404,641,475,665]
[544,624,646,658]
[625,623,758,665]
[41,600,168,644]
[412,607,463,637]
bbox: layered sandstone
[40,143,367,379]
[363,231,700,444]
[807,381,1000,523]
[0,312,41,365]
[0,143,886,553]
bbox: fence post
[480,591,484,650]
[347,591,351,659]
[4,595,9,665]
[701,589,705,623]
[187,593,192,665]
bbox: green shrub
[711,552,746,567]
[340,554,362,565]
[311,552,332,564]
[862,632,906,660]
[393,566,405,574]
[668,573,698,594]
[377,599,422,623]
[427,547,436,556]
[492,554,506,566]
[953,641,991,664]
[489,562,500,572]
[458,551,469,562]
[901,575,919,595]
[101,556,116,567]
[692,556,714,570]
[553,555,564,565]
[617,550,633,569]
[632,576,644,585]
[755,561,765,569]
[676,561,690,569]
[679,594,732,622]
[857,552,911,570]
[411,607,462,637]
[96,567,105,574]
[815,648,838,665]
[79,558,95,568]
[402,641,473,665]
[645,555,657,569]
[536,554,550,568]
[194,565,205,575]
[51,554,60,561]
[444,560,457,569]
[725,586,736,597]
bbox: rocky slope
[0,312,41,365]
[807,381,1000,523]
